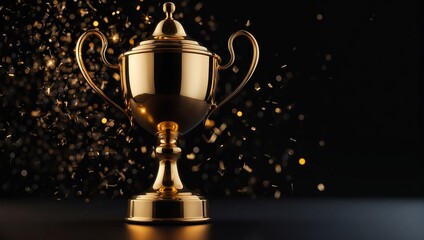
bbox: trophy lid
[124,2,217,58]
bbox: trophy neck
[156,121,180,146]
[152,121,186,197]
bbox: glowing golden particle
[204,118,215,128]
[79,9,88,17]
[31,110,41,117]
[245,20,251,27]
[243,163,253,173]
[93,20,99,27]
[194,16,202,23]
[191,165,200,172]
[186,153,196,160]
[275,107,282,114]
[101,118,107,124]
[317,183,325,191]
[287,104,294,110]
[236,111,243,117]
[275,75,282,82]
[288,149,294,155]
[107,48,114,55]
[112,33,119,43]
[219,161,225,170]
[194,2,203,11]
[208,133,217,143]
[316,13,324,21]
[274,190,281,199]
[128,159,135,165]
[112,73,120,81]
[232,65,239,73]
[254,82,261,91]
[299,158,306,165]
[275,164,282,173]
[46,59,55,69]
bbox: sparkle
[187,153,196,160]
[243,163,253,173]
[275,107,282,114]
[317,183,325,191]
[275,164,282,173]
[112,33,119,43]
[274,190,281,199]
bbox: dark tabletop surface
[0,197,423,240]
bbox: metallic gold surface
[126,220,211,240]
[75,1,259,224]
[126,121,210,223]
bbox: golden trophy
[76,2,259,223]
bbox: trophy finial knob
[163,2,176,19]
[152,2,187,38]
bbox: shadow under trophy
[75,2,259,224]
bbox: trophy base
[125,191,211,224]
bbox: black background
[205,0,424,197]
[0,0,423,200]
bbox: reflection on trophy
[76,2,259,223]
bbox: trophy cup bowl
[75,2,259,224]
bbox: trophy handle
[75,29,132,123]
[206,30,259,120]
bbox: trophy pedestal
[125,191,210,224]
[125,122,210,224]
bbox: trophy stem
[125,121,210,224]
[151,123,186,196]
